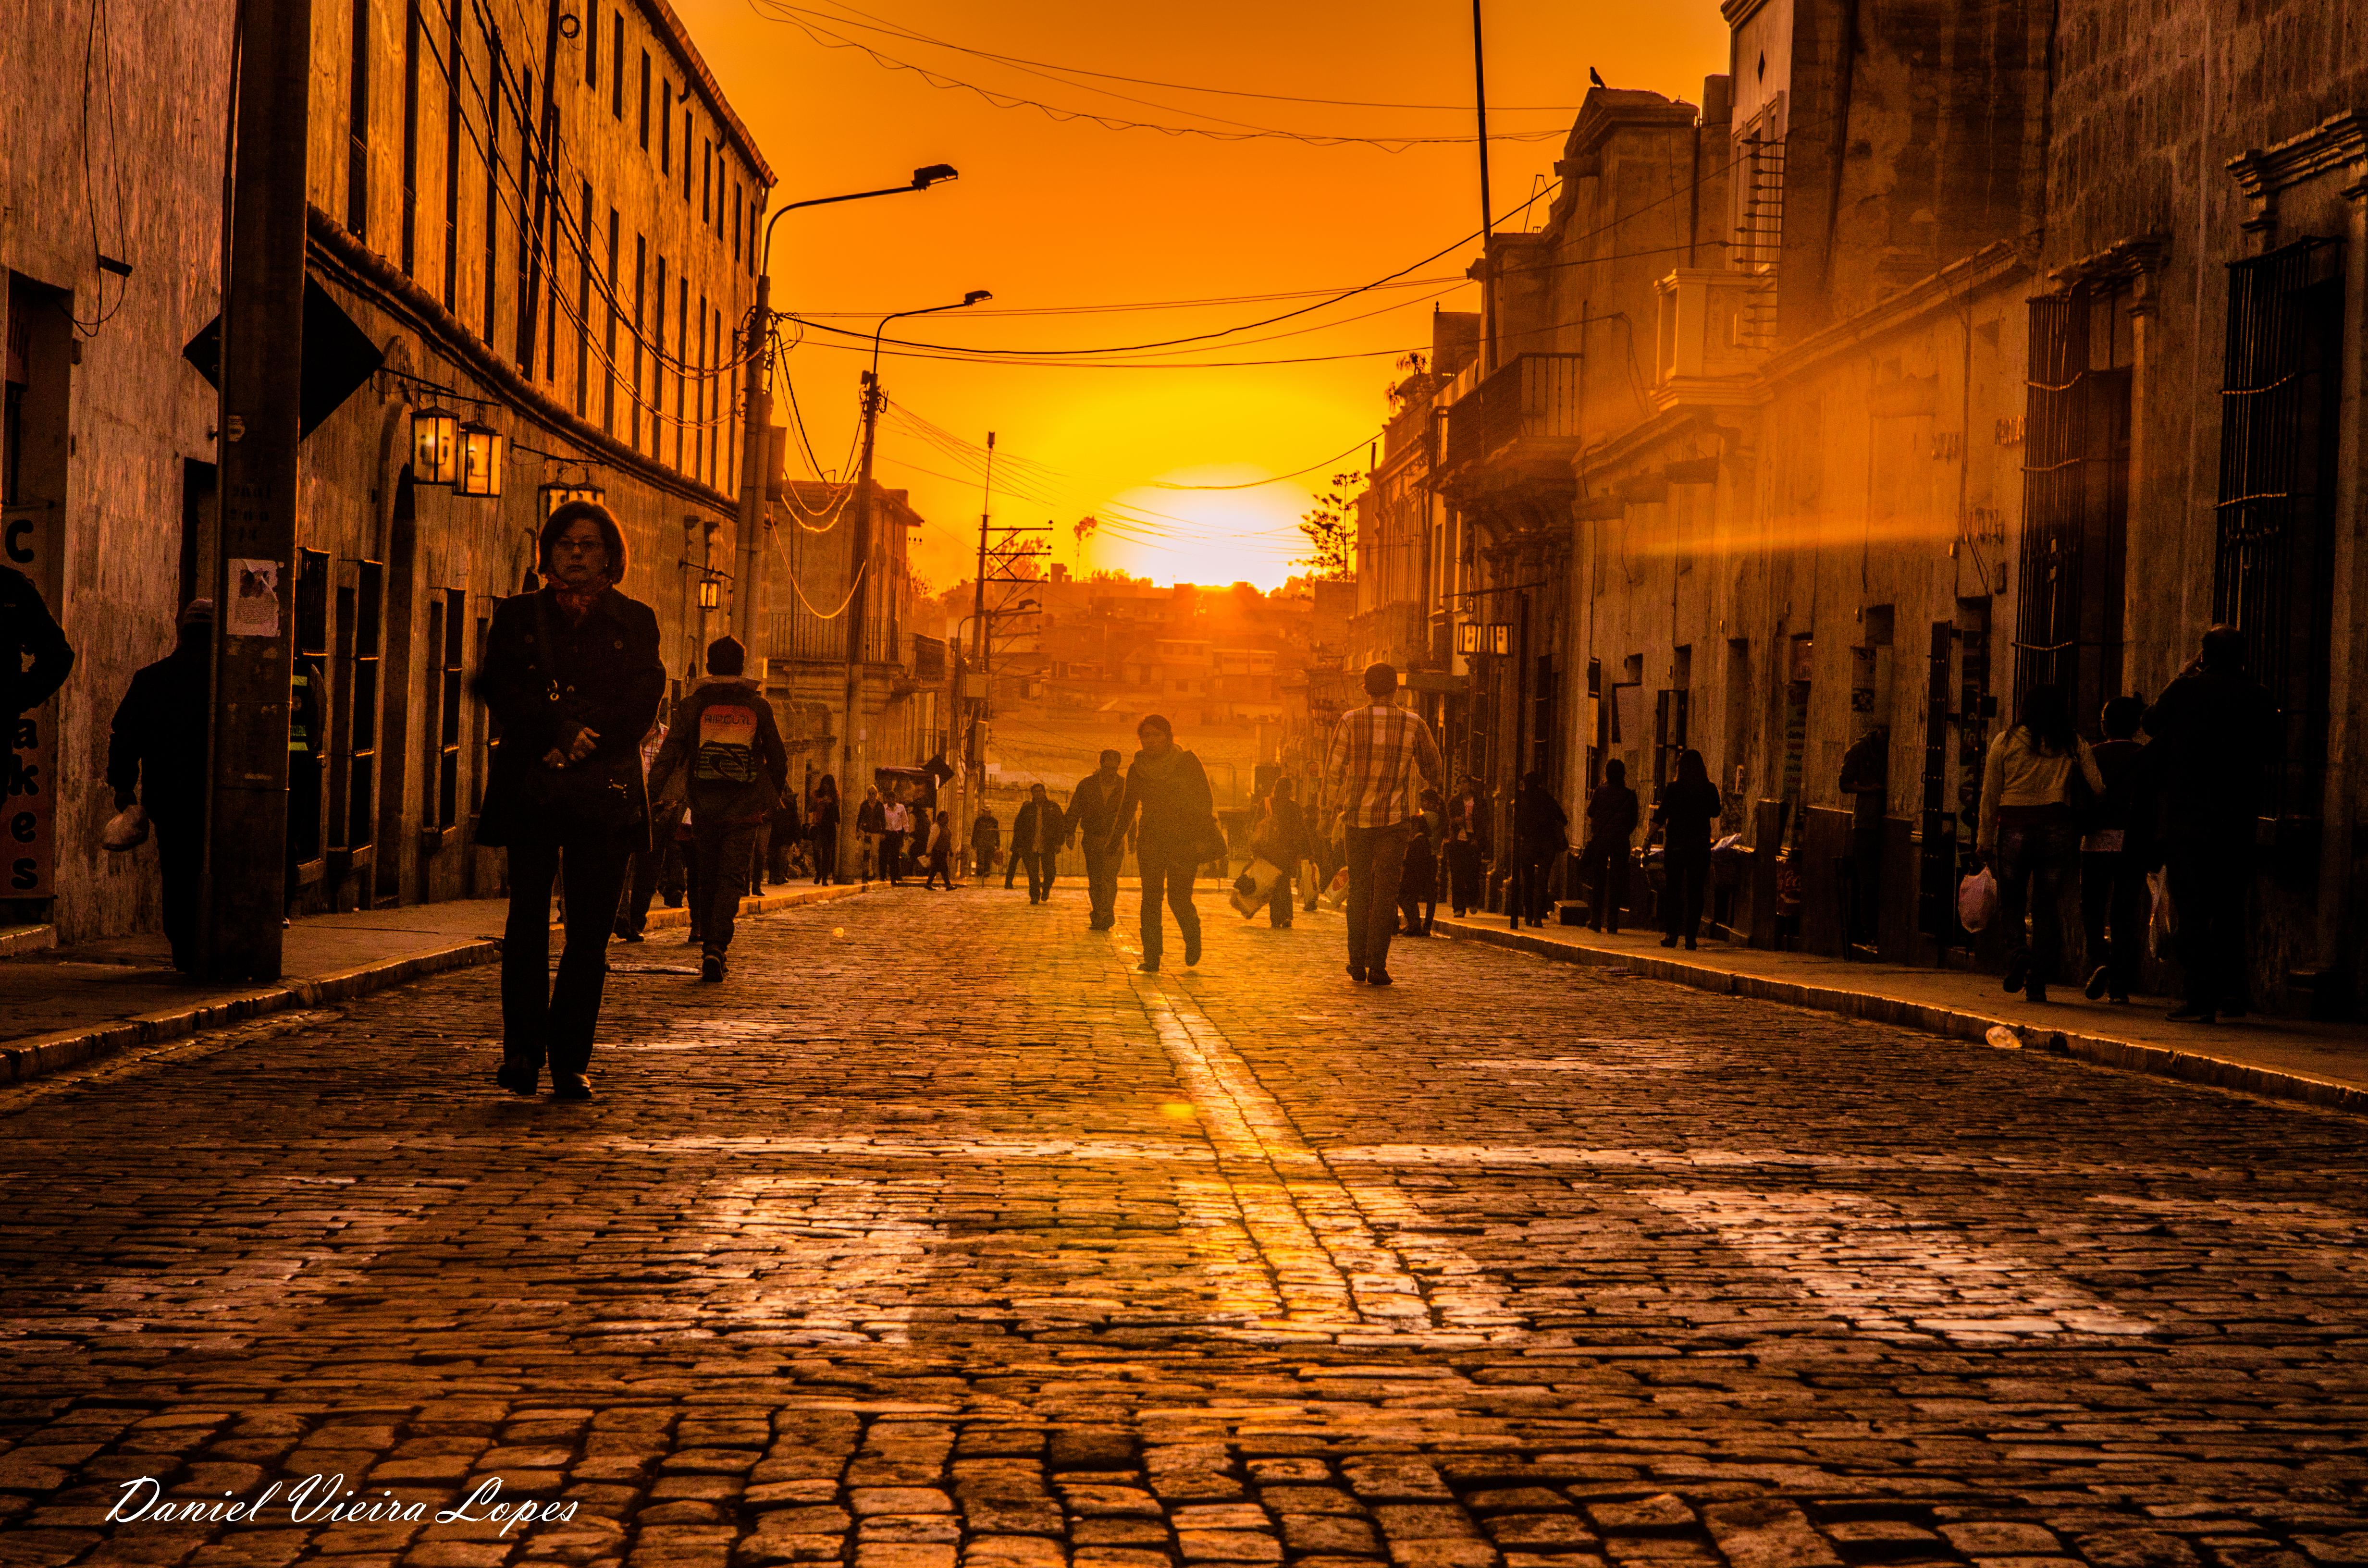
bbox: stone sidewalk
[0,884,862,1085]
[1432,911,2368,1113]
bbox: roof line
[634,0,775,187]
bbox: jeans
[691,821,759,959]
[879,830,907,883]
[1343,821,1412,974]
[2167,835,2251,1013]
[1023,850,1057,902]
[1084,842,1122,928]
[153,809,203,972]
[1445,839,1483,915]
[1995,808,2075,985]
[502,837,631,1076]
[1663,849,1709,943]
[1269,866,1295,928]
[1581,839,1628,931]
[2079,848,2146,999]
[1138,856,1200,965]
[1510,849,1556,926]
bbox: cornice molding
[2228,111,2368,202]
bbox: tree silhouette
[1297,470,1361,580]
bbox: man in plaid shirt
[1325,662,1444,986]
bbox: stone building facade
[1348,0,2368,1010]
[4,0,771,943]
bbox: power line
[749,4,1569,151]
[794,0,1594,113]
[1147,436,1372,490]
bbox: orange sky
[671,0,1730,590]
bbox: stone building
[4,0,771,942]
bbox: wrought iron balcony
[1440,353,1585,478]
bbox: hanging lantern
[410,406,459,486]
[456,421,506,498]
[538,479,606,518]
[697,576,722,611]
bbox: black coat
[1066,770,1127,844]
[1012,797,1066,854]
[474,587,664,850]
[108,641,210,822]
[1111,748,1214,869]
[1653,776,1724,857]
[2141,666,2280,840]
[1,565,73,718]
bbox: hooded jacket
[649,675,789,827]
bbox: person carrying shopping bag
[1976,683,2106,1005]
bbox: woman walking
[1511,770,1570,929]
[922,809,957,889]
[474,501,665,1101]
[1399,787,1445,936]
[1653,749,1722,949]
[1444,780,1487,917]
[1977,683,2105,1004]
[807,774,840,884]
[1107,713,1216,973]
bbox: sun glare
[1081,472,1311,590]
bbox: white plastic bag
[1956,866,1998,933]
[2148,869,2177,961]
[1229,858,1283,919]
[1318,867,1350,912]
[101,804,149,853]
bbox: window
[750,197,761,276]
[471,615,492,814]
[441,0,460,308]
[701,139,711,223]
[602,208,618,432]
[610,14,623,118]
[583,0,596,85]
[660,82,672,171]
[421,590,447,844]
[2016,282,2132,729]
[694,296,707,480]
[347,0,370,238]
[638,51,651,147]
[482,30,502,342]
[731,180,742,261]
[574,179,591,415]
[399,0,419,272]
[675,276,687,469]
[2217,237,2345,820]
[682,109,692,197]
[343,560,384,851]
[437,587,465,832]
[632,233,647,449]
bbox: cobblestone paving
[4,889,2368,1568]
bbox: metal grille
[1734,135,1785,348]
[2015,290,2128,722]
[1443,354,1584,472]
[2216,237,2343,821]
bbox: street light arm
[757,165,958,285]
[871,292,993,382]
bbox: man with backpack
[648,637,788,982]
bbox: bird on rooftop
[1589,66,1606,87]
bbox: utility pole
[1472,0,1496,374]
[964,433,995,814]
[730,277,771,663]
[203,0,312,981]
[837,368,883,874]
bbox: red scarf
[551,582,603,625]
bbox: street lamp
[456,421,505,499]
[868,290,992,384]
[410,406,459,485]
[732,165,963,657]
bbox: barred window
[2216,237,2344,820]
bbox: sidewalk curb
[0,883,863,1087]
[1436,919,2368,1117]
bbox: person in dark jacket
[969,806,1001,885]
[1509,770,1570,929]
[2142,625,2280,1023]
[1107,713,1214,973]
[1399,788,1445,937]
[1065,749,1127,928]
[854,785,887,884]
[2079,695,2150,1005]
[923,809,957,889]
[1255,776,1310,930]
[1580,760,1639,932]
[107,600,212,971]
[1653,748,1723,949]
[1012,783,1064,904]
[2,563,73,721]
[1444,780,1488,916]
[807,775,840,884]
[1838,727,1888,945]
[473,502,664,1101]
[647,636,787,983]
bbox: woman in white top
[1977,683,2106,1004]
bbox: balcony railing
[1442,353,1585,473]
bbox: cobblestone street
[4,888,2368,1568]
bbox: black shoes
[495,1062,539,1097]
[1368,969,1394,986]
[1136,959,1159,973]
[1347,964,1366,984]
[614,923,644,943]
[2026,980,2048,1004]
[1184,931,1202,968]
[551,1073,594,1101]
[2168,1003,2217,1024]
[2084,965,2111,1000]
[2003,959,2028,995]
[700,954,725,983]
[1659,934,1678,948]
